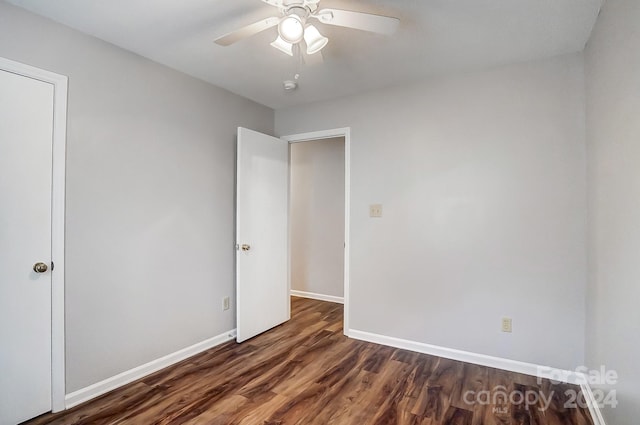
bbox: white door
[236,127,289,343]
[0,69,54,424]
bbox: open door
[236,127,289,343]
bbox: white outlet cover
[501,317,512,333]
[370,204,383,218]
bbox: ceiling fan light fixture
[270,35,294,56]
[304,24,328,55]
[278,14,305,44]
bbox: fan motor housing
[263,0,319,13]
[286,5,310,18]
[283,0,305,6]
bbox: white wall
[585,0,640,422]
[277,55,587,370]
[290,138,345,299]
[0,2,273,393]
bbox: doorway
[289,137,345,304]
[283,128,351,335]
[235,127,350,342]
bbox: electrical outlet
[501,317,512,333]
[369,204,383,218]
[223,296,230,311]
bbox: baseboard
[65,329,237,409]
[348,329,585,385]
[581,382,607,425]
[291,290,344,304]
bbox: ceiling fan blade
[314,9,399,35]
[214,17,280,46]
[261,0,321,7]
[261,0,283,6]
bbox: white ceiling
[6,0,601,109]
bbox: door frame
[0,57,68,412]
[281,128,351,336]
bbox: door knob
[33,262,48,273]
[241,244,251,252]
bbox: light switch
[369,204,383,218]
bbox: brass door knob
[33,262,48,273]
[241,244,251,252]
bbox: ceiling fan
[214,0,400,57]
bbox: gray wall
[277,55,587,370]
[0,2,273,392]
[585,0,640,422]
[290,138,345,298]
[7,0,626,407]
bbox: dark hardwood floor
[25,298,593,425]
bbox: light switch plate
[369,204,383,218]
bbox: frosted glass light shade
[271,36,293,56]
[304,24,328,55]
[278,15,304,44]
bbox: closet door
[0,67,54,424]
